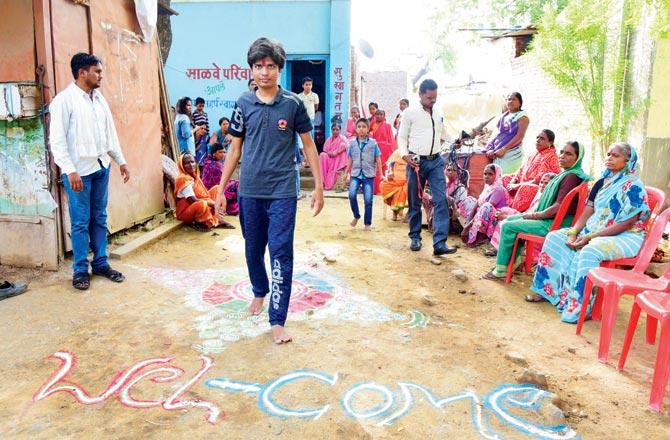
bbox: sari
[380,150,408,212]
[503,147,560,211]
[531,147,650,323]
[485,110,528,174]
[458,164,509,245]
[201,154,240,215]
[369,117,397,194]
[319,134,349,190]
[491,145,591,278]
[490,172,557,257]
[174,154,221,228]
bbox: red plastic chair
[575,207,670,363]
[586,187,666,322]
[599,187,666,271]
[505,182,589,284]
[618,290,670,412]
[578,186,666,323]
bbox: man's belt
[417,153,440,161]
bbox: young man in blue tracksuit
[215,37,324,344]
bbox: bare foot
[392,213,399,221]
[364,225,372,231]
[271,325,292,344]
[350,217,359,227]
[249,297,265,315]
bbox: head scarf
[174,153,210,200]
[535,142,591,212]
[589,144,650,226]
[479,163,504,204]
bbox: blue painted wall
[166,0,351,137]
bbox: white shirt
[298,91,319,120]
[397,106,447,157]
[49,83,126,177]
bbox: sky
[350,0,439,76]
[350,0,516,90]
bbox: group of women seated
[477,141,651,326]
[425,91,654,327]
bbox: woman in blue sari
[530,143,650,323]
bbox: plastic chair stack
[505,182,589,284]
[575,206,670,363]
[618,290,670,412]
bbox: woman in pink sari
[370,109,397,194]
[345,107,360,140]
[458,163,509,246]
[319,123,349,190]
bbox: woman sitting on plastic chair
[529,143,651,323]
[482,141,590,283]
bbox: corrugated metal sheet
[0,1,36,82]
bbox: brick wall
[360,71,409,121]
[509,53,594,170]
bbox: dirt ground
[1,196,670,439]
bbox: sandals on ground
[72,273,90,290]
[481,270,503,282]
[215,220,236,229]
[484,249,498,257]
[92,266,125,283]
[525,294,546,303]
[189,222,210,232]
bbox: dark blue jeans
[239,196,297,327]
[348,176,374,225]
[62,166,110,275]
[406,156,449,248]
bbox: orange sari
[174,154,220,227]
[380,150,408,211]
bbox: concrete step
[110,219,183,259]
[300,175,316,190]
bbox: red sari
[369,117,396,194]
[502,147,560,212]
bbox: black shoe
[410,238,422,251]
[0,280,28,299]
[433,245,457,256]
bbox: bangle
[567,228,578,236]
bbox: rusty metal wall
[51,0,164,236]
[0,1,60,269]
[0,1,36,82]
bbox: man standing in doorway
[216,38,324,344]
[298,76,319,131]
[397,79,456,256]
[49,53,131,290]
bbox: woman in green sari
[482,141,591,290]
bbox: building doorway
[286,59,327,151]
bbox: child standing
[346,118,382,231]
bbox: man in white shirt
[49,53,131,290]
[397,79,456,256]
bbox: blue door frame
[281,54,331,139]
